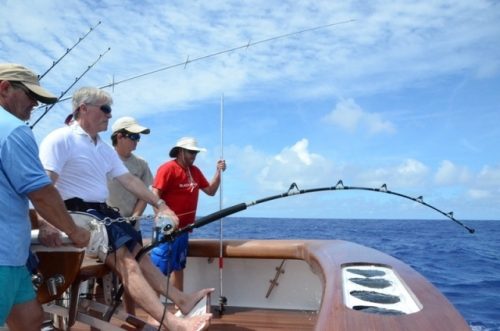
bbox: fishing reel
[151,215,175,244]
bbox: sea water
[142,218,500,331]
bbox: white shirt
[39,123,128,202]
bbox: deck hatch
[342,264,422,315]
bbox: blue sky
[1,0,499,222]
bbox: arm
[201,159,226,196]
[116,172,179,225]
[28,184,90,248]
[131,199,148,218]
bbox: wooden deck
[37,239,470,331]
[54,305,317,330]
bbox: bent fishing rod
[138,180,475,262]
[103,180,474,319]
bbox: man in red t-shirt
[151,137,226,290]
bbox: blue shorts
[0,266,36,324]
[150,233,189,275]
[85,209,142,254]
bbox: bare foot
[164,313,212,331]
[177,288,214,315]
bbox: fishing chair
[32,211,209,330]
[30,211,156,330]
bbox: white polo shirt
[39,123,128,203]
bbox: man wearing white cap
[0,63,90,331]
[107,116,153,315]
[151,137,226,291]
[108,116,153,235]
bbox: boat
[27,184,472,331]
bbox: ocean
[142,218,500,331]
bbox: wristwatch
[155,199,166,208]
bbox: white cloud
[434,160,471,185]
[476,165,500,187]
[467,189,491,200]
[357,158,429,188]
[257,139,335,191]
[323,99,395,134]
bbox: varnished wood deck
[40,239,470,331]
[56,305,317,330]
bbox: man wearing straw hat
[151,137,226,291]
[0,63,90,331]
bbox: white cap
[112,116,150,134]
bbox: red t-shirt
[153,160,209,228]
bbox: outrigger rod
[103,180,474,321]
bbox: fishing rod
[29,48,111,129]
[104,180,474,320]
[38,21,102,80]
[31,19,355,123]
[97,19,355,90]
[183,180,475,234]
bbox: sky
[1,0,499,223]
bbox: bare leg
[171,269,184,291]
[6,300,43,331]
[105,247,211,330]
[123,288,136,315]
[136,247,213,315]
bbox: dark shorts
[65,198,142,254]
[150,232,189,275]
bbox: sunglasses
[184,149,198,155]
[124,132,141,141]
[86,103,112,114]
[10,82,36,101]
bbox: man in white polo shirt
[39,86,212,331]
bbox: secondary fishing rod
[97,19,355,90]
[29,48,110,129]
[38,21,101,80]
[102,180,474,320]
[31,19,355,125]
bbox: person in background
[39,87,212,331]
[151,137,226,291]
[0,63,90,331]
[107,116,153,315]
[108,116,153,240]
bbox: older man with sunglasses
[0,64,90,331]
[39,86,212,331]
